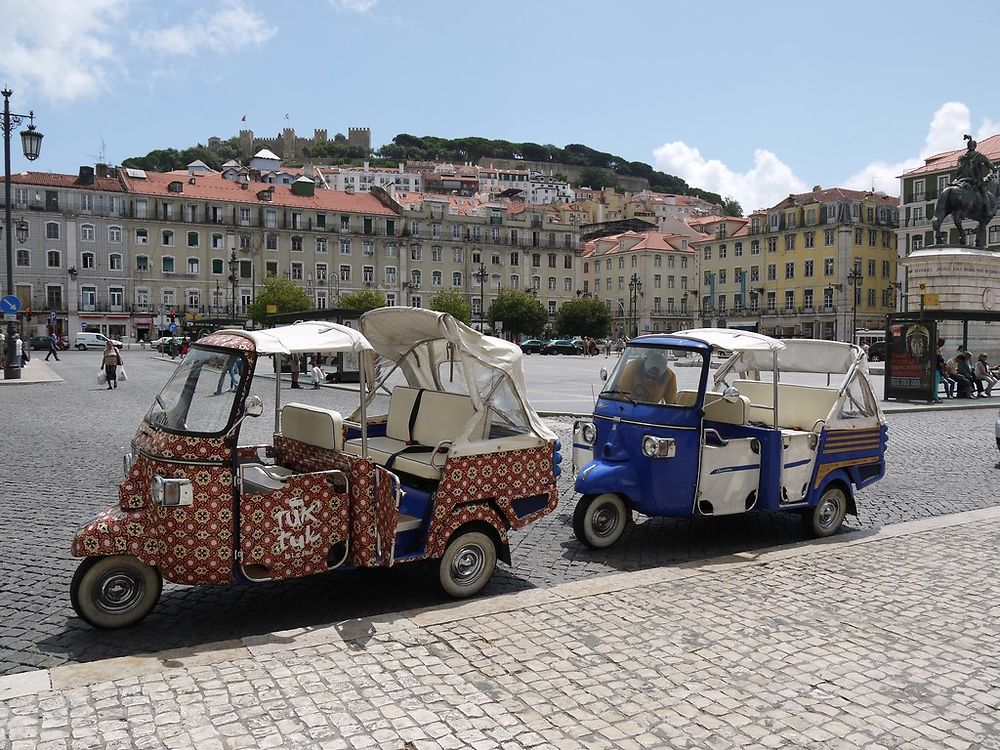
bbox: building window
[136,255,149,271]
[187,258,199,274]
[704,247,712,261]
[81,224,95,242]
[432,270,442,286]
[266,234,278,251]
[410,245,422,261]
[868,258,876,276]
[162,230,174,246]
[212,259,223,274]
[162,257,175,273]
[385,266,397,284]
[109,226,122,243]
[15,249,28,266]
[187,231,199,247]
[212,233,223,250]
[340,239,351,255]
[386,243,397,258]
[767,237,777,253]
[452,272,463,287]
[340,265,351,282]
[784,235,795,251]
[804,260,814,277]
[46,222,60,240]
[734,242,743,257]
[316,236,328,254]
[361,265,372,284]
[291,262,303,280]
[291,236,303,252]
[719,245,727,259]
[804,232,815,248]
[239,207,251,225]
[109,254,122,271]
[187,289,200,308]
[316,263,328,282]
[265,260,278,277]
[767,264,776,281]
[785,290,795,311]
[824,258,835,276]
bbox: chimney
[95,163,108,178]
[77,166,95,185]
[345,184,355,195]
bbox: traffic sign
[81,322,88,329]
[168,322,178,334]
[49,310,56,324]
[0,295,21,315]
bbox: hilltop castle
[207,127,371,161]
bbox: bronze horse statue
[931,168,1000,247]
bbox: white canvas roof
[671,327,785,353]
[360,308,556,441]
[242,321,373,355]
[716,338,862,377]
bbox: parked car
[867,341,887,362]
[74,332,123,350]
[519,339,547,354]
[29,335,52,351]
[543,339,584,355]
[151,336,185,353]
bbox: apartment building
[693,187,899,341]
[116,166,400,337]
[581,231,698,337]
[1,167,129,340]
[392,193,581,323]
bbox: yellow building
[692,187,899,340]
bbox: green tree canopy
[721,196,744,217]
[554,298,612,338]
[428,289,472,324]
[577,166,620,190]
[337,288,385,312]
[248,275,313,324]
[487,289,547,340]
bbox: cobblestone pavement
[3,511,999,749]
[1,350,998,676]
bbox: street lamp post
[847,263,864,345]
[627,273,642,338]
[474,263,487,332]
[3,89,42,381]
[752,287,766,334]
[227,249,238,319]
[826,283,844,341]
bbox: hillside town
[4,132,997,347]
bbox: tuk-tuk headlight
[642,435,676,458]
[581,422,596,445]
[123,452,134,476]
[151,475,194,507]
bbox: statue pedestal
[899,246,1000,355]
[901,246,1000,312]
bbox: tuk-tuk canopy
[671,327,785,353]
[242,321,373,355]
[713,338,863,379]
[360,307,556,442]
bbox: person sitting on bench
[621,350,677,404]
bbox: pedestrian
[309,354,325,390]
[45,332,60,361]
[935,342,954,400]
[974,353,996,397]
[954,352,977,398]
[179,336,191,359]
[290,353,301,389]
[101,340,122,390]
[13,334,23,368]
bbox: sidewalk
[3,508,998,749]
[0,357,62,385]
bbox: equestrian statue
[932,135,999,248]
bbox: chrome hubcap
[450,544,486,586]
[817,495,842,529]
[592,503,620,537]
[96,571,144,613]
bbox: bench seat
[343,386,476,480]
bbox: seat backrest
[733,380,837,430]
[411,390,477,446]
[281,402,344,451]
[703,392,750,425]
[385,386,421,442]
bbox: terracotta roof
[770,187,899,209]
[1,171,126,192]
[119,170,397,216]
[900,134,1000,178]
[591,230,695,255]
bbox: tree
[247,275,313,323]
[722,196,744,217]
[338,288,385,312]
[428,289,471,324]
[554,298,612,338]
[577,166,620,190]
[487,289,547,340]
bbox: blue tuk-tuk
[571,329,887,548]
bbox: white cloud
[652,141,807,213]
[330,0,378,12]
[0,0,126,102]
[842,102,996,194]
[135,1,277,56]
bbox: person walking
[44,332,60,361]
[101,340,122,390]
[13,334,23,368]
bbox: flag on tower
[241,114,246,122]
[284,113,289,121]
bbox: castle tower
[239,130,255,157]
[313,129,328,145]
[282,128,296,159]
[348,127,371,151]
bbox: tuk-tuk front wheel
[803,485,848,538]
[574,493,628,549]
[71,555,162,629]
[438,530,497,598]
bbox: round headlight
[642,436,657,458]
[151,475,164,504]
[581,422,596,444]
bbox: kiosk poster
[885,321,936,400]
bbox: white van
[74,332,123,350]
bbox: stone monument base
[899,246,1000,355]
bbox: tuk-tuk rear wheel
[438,530,497,599]
[574,493,628,549]
[803,485,848,538]
[71,555,162,630]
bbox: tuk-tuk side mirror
[599,367,608,381]
[245,395,264,418]
[722,386,741,403]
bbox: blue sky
[2,0,998,212]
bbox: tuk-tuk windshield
[603,345,705,405]
[146,347,246,434]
